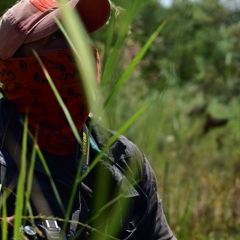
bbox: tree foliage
[0,0,16,15]
[133,0,240,101]
[95,0,240,104]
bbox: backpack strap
[67,124,91,239]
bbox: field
[108,81,240,239]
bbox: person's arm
[129,143,177,240]
[88,124,177,239]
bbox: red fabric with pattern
[0,48,101,155]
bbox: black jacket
[0,98,176,240]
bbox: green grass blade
[24,138,37,217]
[60,5,98,110]
[79,96,155,182]
[33,51,82,145]
[101,1,143,85]
[104,21,166,109]
[13,115,28,239]
[34,146,65,214]
[1,190,8,240]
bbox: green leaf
[104,21,166,109]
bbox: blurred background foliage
[1,0,239,239]
[92,0,240,239]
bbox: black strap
[67,124,91,239]
[67,188,90,239]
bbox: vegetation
[92,0,240,239]
[0,0,239,239]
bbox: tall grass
[1,0,240,239]
[1,0,166,239]
[110,82,240,239]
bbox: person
[0,0,177,239]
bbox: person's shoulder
[88,118,144,173]
[89,118,142,156]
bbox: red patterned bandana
[0,47,101,155]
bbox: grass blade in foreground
[101,1,144,85]
[60,3,98,111]
[80,96,155,181]
[13,116,28,239]
[104,21,166,109]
